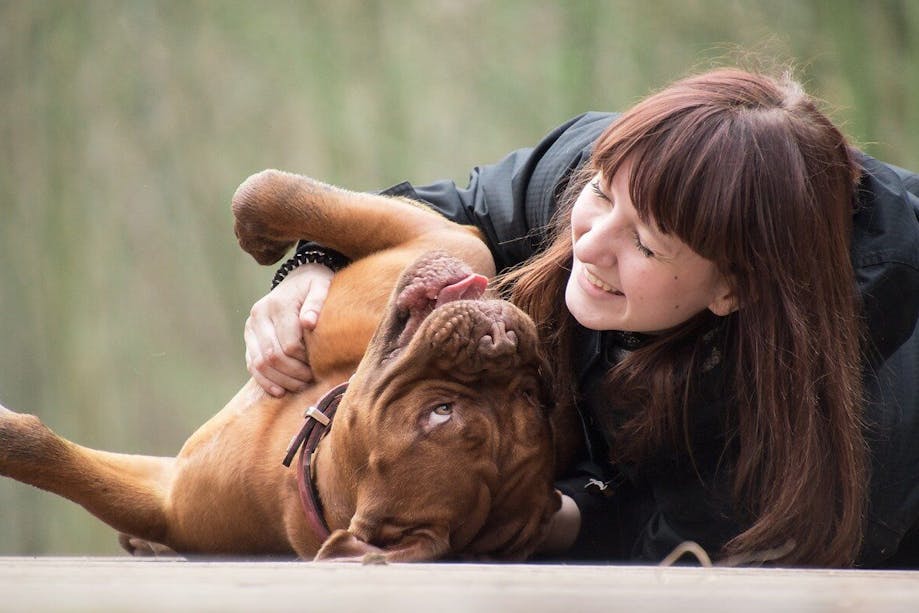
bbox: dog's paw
[118,533,179,558]
[234,232,295,265]
[232,168,340,265]
[232,169,301,264]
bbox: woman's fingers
[298,265,333,329]
[244,262,335,395]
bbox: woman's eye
[633,233,655,258]
[591,180,610,201]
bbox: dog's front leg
[231,169,493,275]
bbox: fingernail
[270,386,284,397]
[302,311,318,328]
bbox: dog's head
[314,251,560,562]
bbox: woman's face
[565,167,734,333]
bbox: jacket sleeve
[552,464,628,559]
[852,154,919,364]
[851,155,919,565]
[380,112,617,272]
[554,458,741,562]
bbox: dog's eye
[427,403,453,427]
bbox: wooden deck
[1,557,918,612]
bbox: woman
[245,69,919,567]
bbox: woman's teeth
[585,269,621,295]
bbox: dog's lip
[382,297,528,368]
[389,272,489,350]
[384,298,479,360]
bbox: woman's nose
[575,219,618,268]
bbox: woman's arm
[392,111,616,272]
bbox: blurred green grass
[1,0,916,555]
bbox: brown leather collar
[282,381,349,542]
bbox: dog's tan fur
[0,170,576,561]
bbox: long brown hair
[499,69,866,566]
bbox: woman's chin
[565,278,622,331]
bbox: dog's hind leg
[0,404,174,546]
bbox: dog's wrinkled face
[316,251,560,562]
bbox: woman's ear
[707,276,738,317]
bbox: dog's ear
[314,529,385,562]
[314,527,451,563]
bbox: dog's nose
[477,323,518,358]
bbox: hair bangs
[591,101,749,272]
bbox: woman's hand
[244,263,334,397]
[538,492,581,555]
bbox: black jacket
[381,112,919,566]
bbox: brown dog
[0,170,577,561]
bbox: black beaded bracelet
[270,243,350,290]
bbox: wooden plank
[1,557,918,612]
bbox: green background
[1,0,916,555]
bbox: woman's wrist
[271,242,350,290]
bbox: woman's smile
[581,266,623,296]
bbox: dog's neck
[312,414,359,534]
[284,380,353,550]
